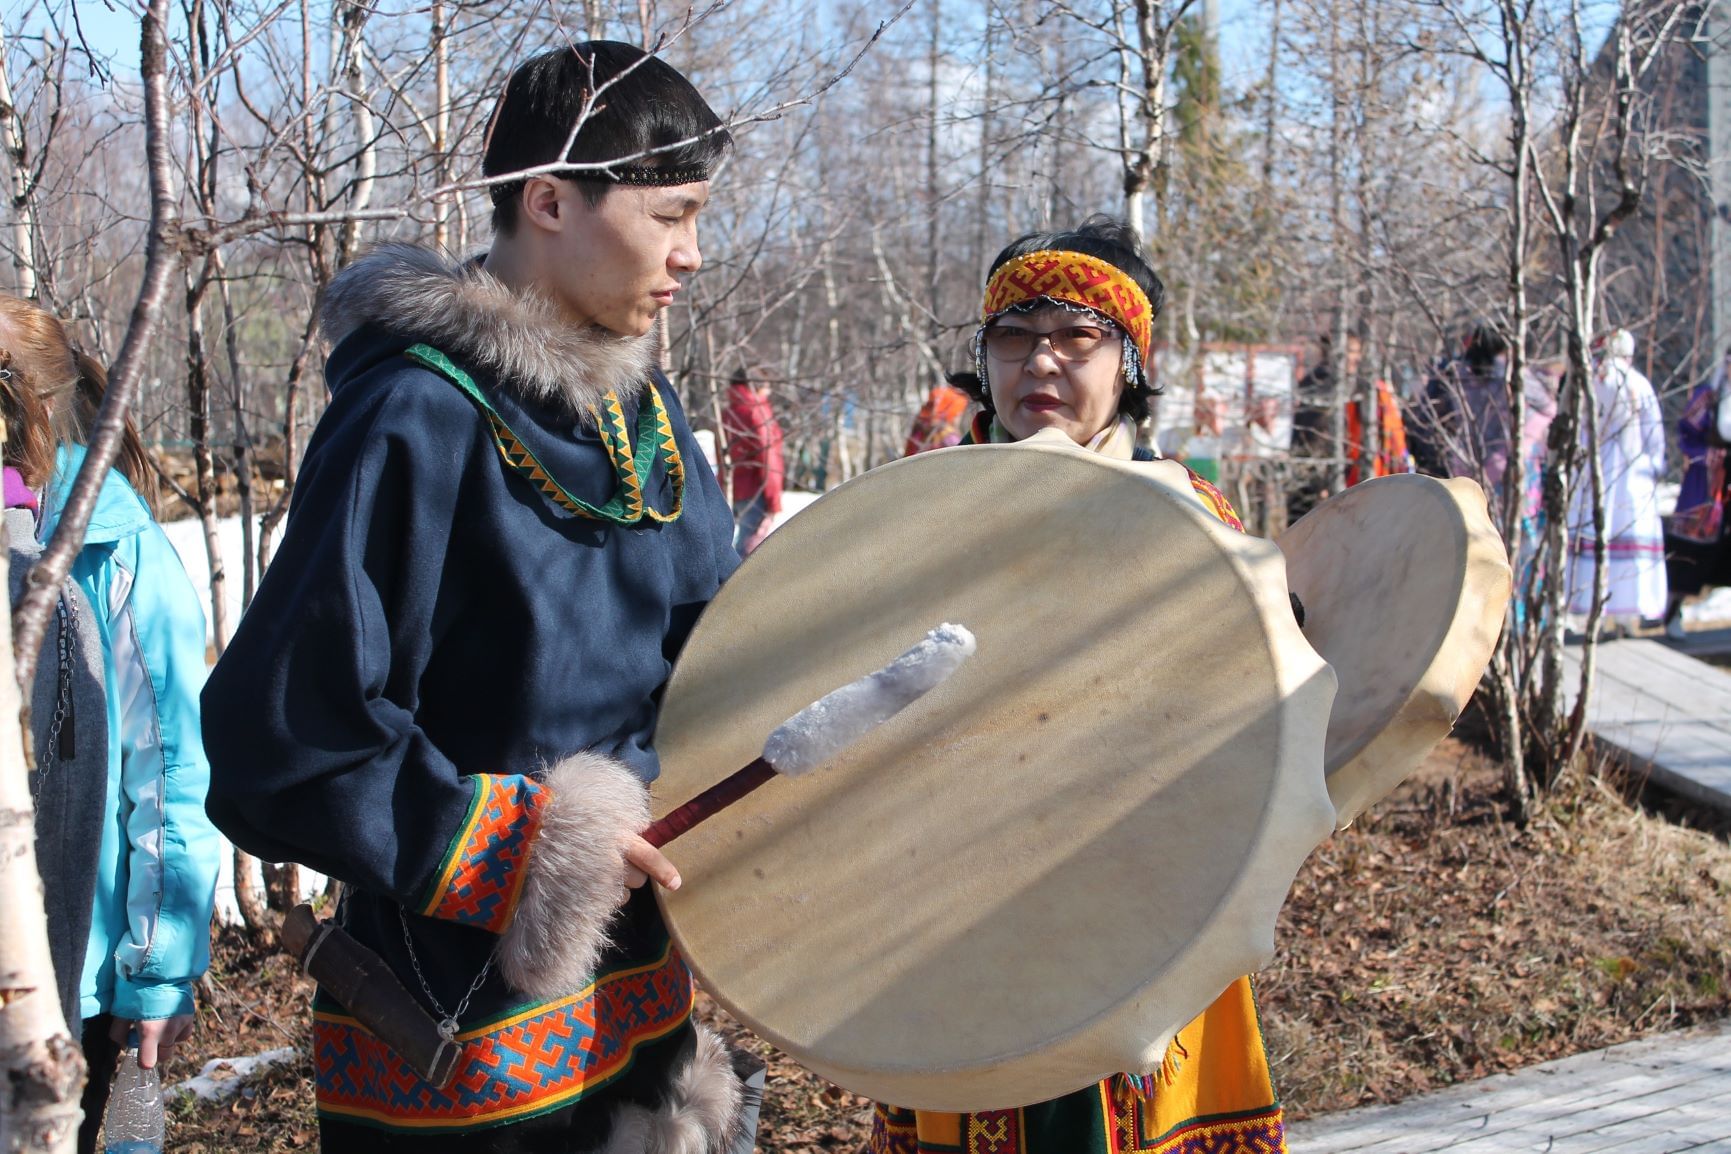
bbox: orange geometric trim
[313,940,694,1130]
[419,773,547,933]
[983,249,1155,360]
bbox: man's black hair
[964,215,1166,421]
[483,42,731,234]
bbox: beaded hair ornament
[974,249,1157,395]
[487,159,713,205]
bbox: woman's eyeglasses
[978,323,1110,362]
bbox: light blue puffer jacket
[41,445,220,1022]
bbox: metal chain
[32,588,76,801]
[398,905,494,1042]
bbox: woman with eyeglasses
[945,218,1241,525]
[871,218,1290,1154]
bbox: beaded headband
[488,162,712,203]
[609,164,712,186]
[981,249,1155,362]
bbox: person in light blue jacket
[5,295,220,1154]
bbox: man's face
[1344,335,1364,375]
[546,180,709,337]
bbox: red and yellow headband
[981,249,1155,360]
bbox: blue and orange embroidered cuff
[419,774,549,933]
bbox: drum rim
[653,441,1338,1093]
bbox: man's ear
[519,177,565,233]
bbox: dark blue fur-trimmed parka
[202,245,746,1151]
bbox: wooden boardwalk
[1562,638,1731,815]
[1286,1021,1731,1152]
[1664,625,1731,666]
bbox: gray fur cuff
[499,750,649,1000]
[602,1025,749,1154]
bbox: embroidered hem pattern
[1121,1099,1286,1154]
[868,1102,1284,1154]
[314,940,694,1130]
[419,773,547,933]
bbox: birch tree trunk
[430,0,452,253]
[4,1,179,1145]
[1122,0,1181,243]
[0,19,40,301]
[1325,0,1350,496]
[0,544,81,1154]
[1493,0,1536,819]
[335,2,376,269]
[185,262,231,656]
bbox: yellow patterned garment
[868,978,1285,1154]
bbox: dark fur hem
[498,750,649,1000]
[321,244,656,415]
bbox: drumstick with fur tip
[643,623,977,847]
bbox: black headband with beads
[487,162,712,204]
[609,164,712,186]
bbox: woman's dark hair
[0,346,57,491]
[0,296,157,506]
[965,216,1166,422]
[483,42,731,233]
[71,360,159,511]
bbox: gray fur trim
[498,750,649,1001]
[599,1025,747,1154]
[320,243,657,415]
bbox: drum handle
[643,758,778,848]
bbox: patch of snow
[777,490,822,522]
[158,514,253,651]
[1684,585,1731,627]
[164,1047,298,1104]
[763,623,976,777]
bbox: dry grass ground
[163,738,1731,1152]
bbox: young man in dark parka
[202,43,753,1153]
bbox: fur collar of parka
[320,244,658,417]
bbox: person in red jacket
[723,367,785,555]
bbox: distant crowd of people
[1258,323,1728,638]
[1402,324,1730,638]
[725,319,1731,637]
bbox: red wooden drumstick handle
[643,758,778,848]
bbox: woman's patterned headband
[981,249,1155,362]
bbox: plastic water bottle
[102,1034,164,1154]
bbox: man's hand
[620,834,681,905]
[110,1013,196,1070]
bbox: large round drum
[1277,474,1511,828]
[652,440,1337,1111]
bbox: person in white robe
[1567,328,1668,627]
